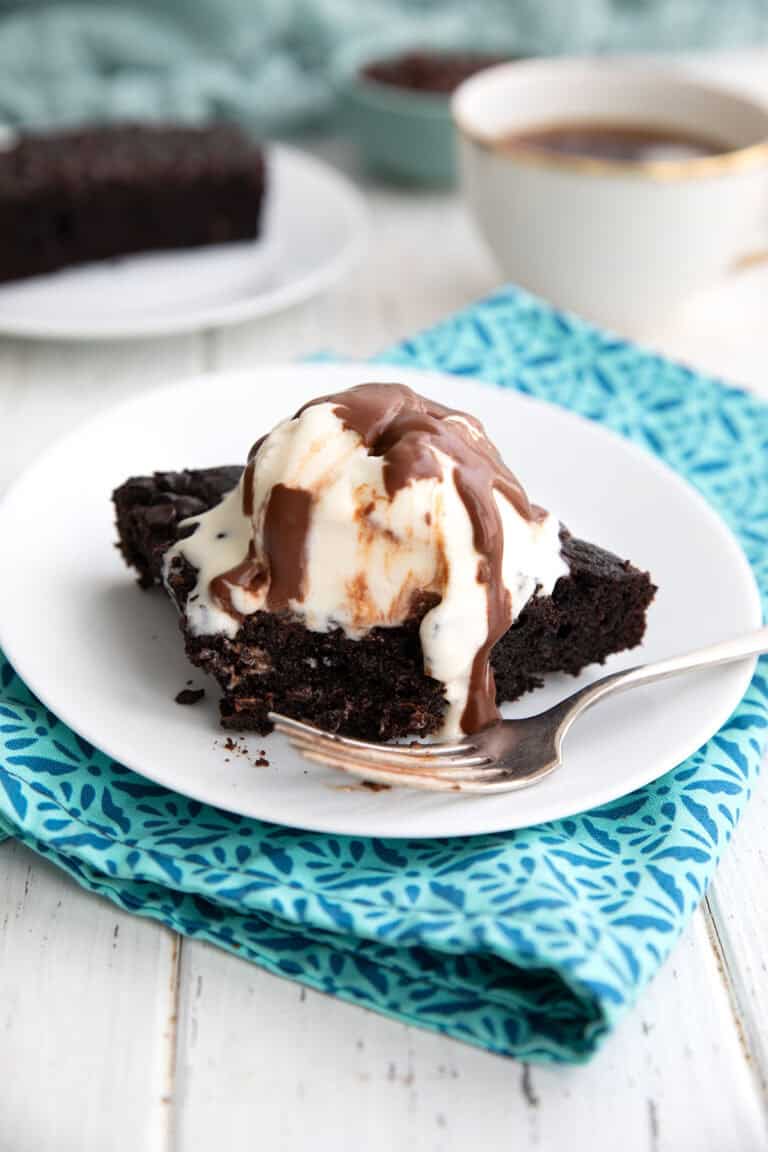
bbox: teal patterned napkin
[1,286,766,1063]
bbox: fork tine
[300,752,449,791]
[297,741,495,778]
[299,750,504,793]
[302,749,546,794]
[282,731,493,772]
[298,744,499,781]
[269,712,474,757]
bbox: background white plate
[0,146,366,341]
[0,364,760,837]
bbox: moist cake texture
[0,124,266,284]
[115,467,242,588]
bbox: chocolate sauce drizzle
[306,384,545,730]
[214,382,546,733]
[261,484,312,610]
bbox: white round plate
[0,146,366,341]
[0,364,760,837]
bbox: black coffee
[499,121,730,163]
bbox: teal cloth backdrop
[1,285,766,1063]
[0,0,766,130]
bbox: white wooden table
[1,51,768,1152]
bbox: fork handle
[560,624,768,729]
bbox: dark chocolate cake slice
[113,468,655,741]
[115,467,243,588]
[0,124,266,284]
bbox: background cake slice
[0,124,266,284]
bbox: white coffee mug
[453,59,768,335]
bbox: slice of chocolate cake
[113,384,655,742]
[115,467,243,588]
[0,124,266,284]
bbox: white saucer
[0,364,760,837]
[0,146,366,340]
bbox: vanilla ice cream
[164,383,567,735]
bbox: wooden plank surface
[0,840,178,1152]
[1,67,768,1148]
[0,336,202,1152]
[706,785,768,1102]
[175,912,766,1152]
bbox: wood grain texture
[0,64,767,1147]
[0,841,178,1152]
[706,785,768,1107]
[175,913,766,1152]
[0,336,203,1152]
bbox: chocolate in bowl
[343,49,522,185]
[361,51,514,96]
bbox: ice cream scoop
[165,382,567,734]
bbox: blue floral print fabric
[1,286,766,1062]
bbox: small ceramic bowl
[338,49,518,187]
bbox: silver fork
[270,627,768,793]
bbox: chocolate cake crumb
[361,780,392,792]
[175,688,205,706]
